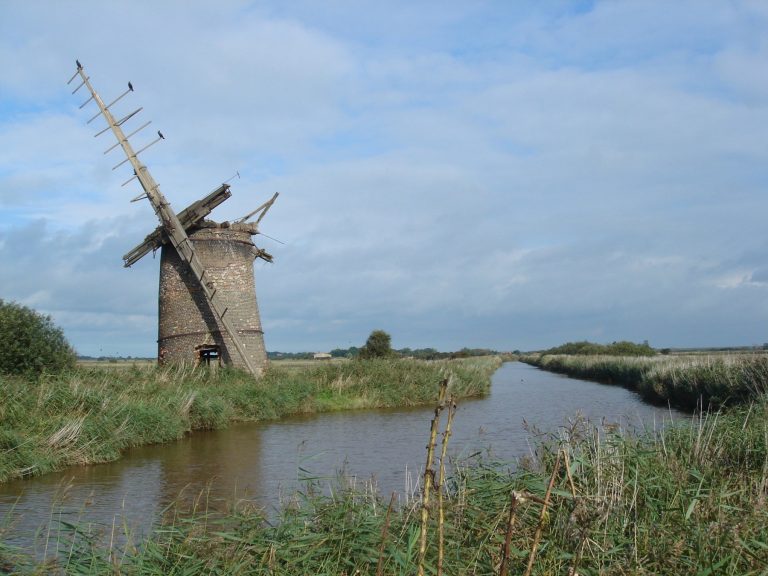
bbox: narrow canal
[0,362,683,549]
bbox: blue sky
[1,1,768,356]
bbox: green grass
[0,357,500,484]
[7,356,768,573]
[4,393,768,574]
[521,353,768,411]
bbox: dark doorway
[196,345,221,367]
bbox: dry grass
[0,357,500,484]
[522,353,768,410]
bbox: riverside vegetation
[2,379,768,574]
[3,316,768,574]
[0,357,500,484]
[522,352,768,411]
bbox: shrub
[358,329,395,359]
[544,340,655,357]
[0,299,76,375]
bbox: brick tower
[68,62,277,377]
[158,221,268,370]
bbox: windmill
[67,61,276,376]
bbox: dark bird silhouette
[76,59,82,69]
[158,130,165,139]
[128,81,133,91]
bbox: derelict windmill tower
[67,61,277,376]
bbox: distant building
[313,352,332,360]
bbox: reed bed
[4,386,767,574]
[522,353,768,410]
[0,357,500,484]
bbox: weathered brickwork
[158,221,267,373]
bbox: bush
[358,329,395,359]
[0,299,76,375]
[544,340,655,357]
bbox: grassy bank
[0,357,500,484]
[521,353,768,410]
[4,394,767,574]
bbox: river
[0,361,683,551]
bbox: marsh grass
[0,357,500,484]
[4,390,768,574]
[523,353,768,410]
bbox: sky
[1,1,768,356]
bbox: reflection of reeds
[0,357,500,484]
[522,353,768,410]
[4,385,768,574]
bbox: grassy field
[75,358,342,370]
[0,357,500,485]
[3,388,767,574]
[76,359,156,369]
[521,353,768,411]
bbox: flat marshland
[3,355,768,574]
[0,357,499,484]
[3,386,768,574]
[522,352,768,410]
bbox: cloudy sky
[1,1,767,356]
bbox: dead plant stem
[499,490,520,576]
[417,378,448,576]
[376,492,396,576]
[437,393,456,576]
[524,450,562,576]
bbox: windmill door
[195,344,221,367]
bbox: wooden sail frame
[68,61,259,374]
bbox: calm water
[0,362,682,549]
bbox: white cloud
[1,1,768,354]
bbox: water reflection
[0,362,683,549]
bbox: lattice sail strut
[67,60,258,375]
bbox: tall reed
[0,357,500,484]
[522,353,768,410]
[3,386,768,574]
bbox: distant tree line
[542,340,656,357]
[267,351,315,360]
[268,347,499,360]
[78,355,154,361]
[268,329,499,360]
